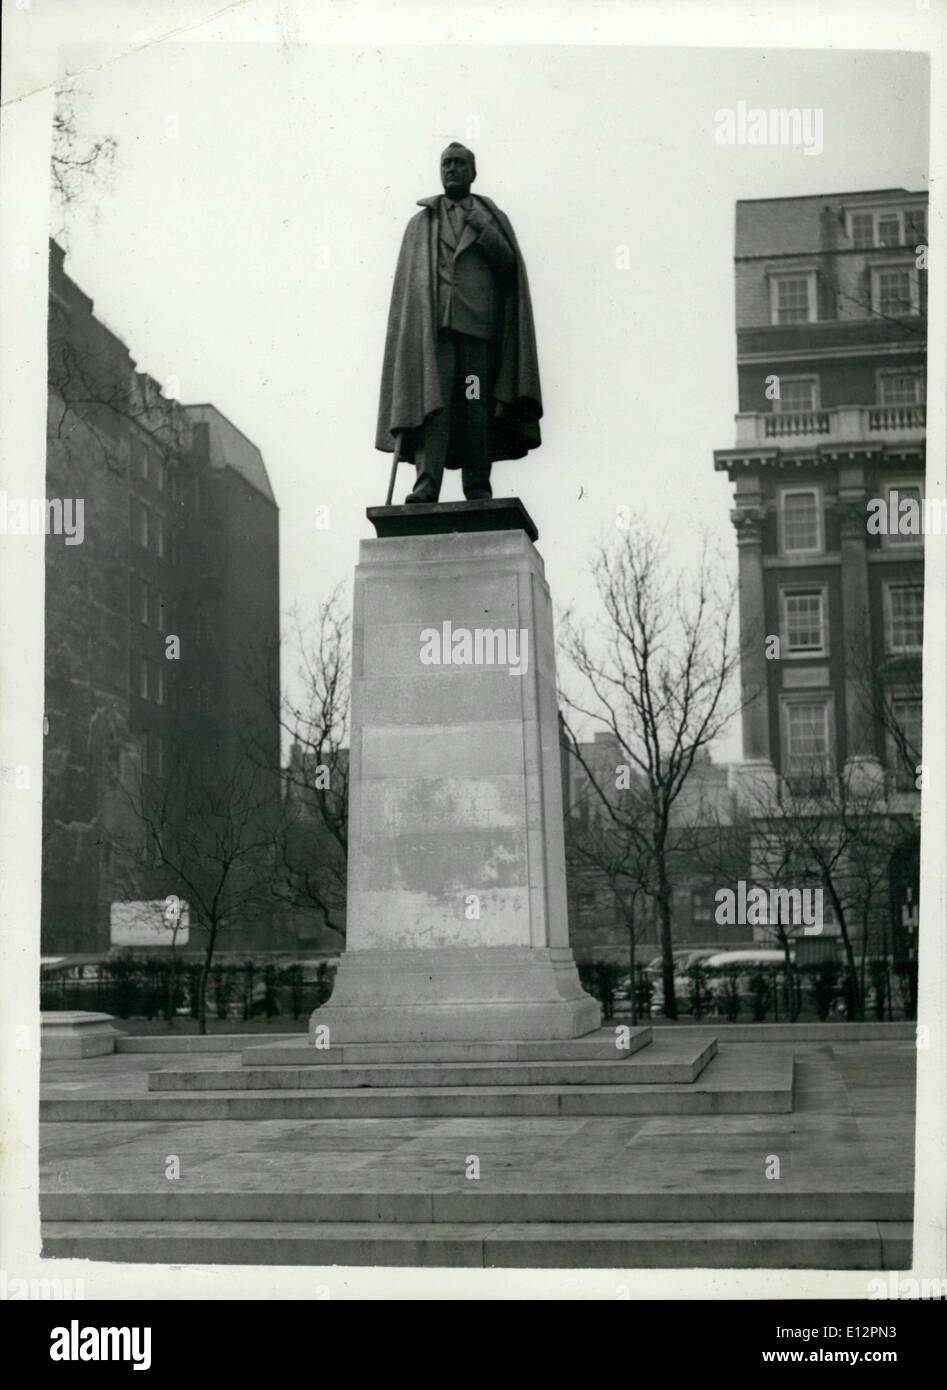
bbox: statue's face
[440,150,474,199]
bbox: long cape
[375,194,543,463]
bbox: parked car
[647,950,724,1012]
[702,949,794,1002]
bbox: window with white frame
[878,370,924,406]
[138,502,149,549]
[871,265,919,317]
[155,514,165,559]
[848,212,875,250]
[779,488,822,555]
[846,206,928,249]
[784,698,833,774]
[138,655,149,700]
[877,212,901,248]
[885,583,924,653]
[139,578,150,625]
[782,587,827,655]
[774,376,819,412]
[154,664,165,707]
[883,482,924,547]
[769,272,817,325]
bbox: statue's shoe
[463,489,493,501]
[405,488,439,504]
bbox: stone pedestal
[309,503,600,1044]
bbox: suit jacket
[375,193,543,463]
[435,194,515,340]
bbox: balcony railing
[735,403,926,446]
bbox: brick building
[43,242,280,954]
[713,189,926,955]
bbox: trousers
[412,330,498,500]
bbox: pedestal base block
[309,947,601,1044]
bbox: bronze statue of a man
[376,142,543,504]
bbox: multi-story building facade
[43,241,280,954]
[714,189,926,957]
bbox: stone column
[730,503,778,804]
[309,512,601,1043]
[836,480,884,793]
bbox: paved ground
[41,1040,915,1200]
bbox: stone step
[40,1219,912,1268]
[149,1041,714,1092]
[41,1058,792,1120]
[41,1186,913,1225]
[241,1027,653,1066]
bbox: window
[156,591,166,633]
[155,459,165,492]
[885,584,923,654]
[849,212,874,250]
[155,515,165,559]
[905,207,927,246]
[770,272,816,325]
[878,371,924,406]
[141,731,163,777]
[139,450,149,483]
[877,213,901,248]
[138,502,149,549]
[784,698,833,777]
[139,578,150,625]
[846,206,928,249]
[576,891,596,920]
[774,376,819,413]
[871,265,919,317]
[138,655,149,700]
[782,588,827,655]
[779,488,822,555]
[883,483,923,547]
[889,697,922,775]
[154,664,165,707]
[691,889,713,924]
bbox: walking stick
[384,431,403,506]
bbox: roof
[736,188,926,205]
[184,403,276,505]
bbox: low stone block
[41,1012,121,1059]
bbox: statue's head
[440,142,476,199]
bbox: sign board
[110,897,190,946]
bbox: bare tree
[268,591,350,941]
[560,524,744,1020]
[51,78,117,240]
[724,762,913,1021]
[111,750,282,1033]
[564,775,655,1024]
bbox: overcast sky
[55,41,930,760]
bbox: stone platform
[39,1035,915,1268]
